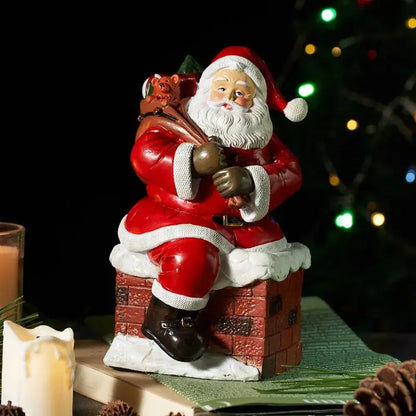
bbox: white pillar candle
[1,320,75,416]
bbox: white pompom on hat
[202,46,308,122]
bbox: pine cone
[343,359,416,416]
[0,401,25,416]
[98,400,138,416]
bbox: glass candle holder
[0,222,25,319]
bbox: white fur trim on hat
[283,98,308,122]
[200,55,267,99]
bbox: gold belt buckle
[223,215,245,227]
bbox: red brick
[268,294,282,317]
[234,297,267,317]
[127,323,143,337]
[116,271,147,287]
[260,354,278,379]
[275,350,287,373]
[281,327,293,350]
[269,332,281,354]
[205,295,234,317]
[292,322,301,343]
[265,315,278,336]
[286,343,298,367]
[216,286,253,297]
[246,355,265,369]
[286,271,304,305]
[128,286,153,306]
[233,355,248,365]
[114,322,127,335]
[233,336,266,357]
[115,305,145,323]
[210,333,233,353]
[276,312,287,333]
[267,280,283,298]
[250,317,266,337]
[145,278,154,287]
[251,280,268,297]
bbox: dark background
[2,1,415,337]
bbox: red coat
[124,125,302,250]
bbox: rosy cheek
[236,96,252,108]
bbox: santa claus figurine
[110,46,311,363]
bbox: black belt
[212,215,246,227]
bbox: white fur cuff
[152,280,210,311]
[173,142,200,200]
[239,165,270,222]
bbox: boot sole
[141,327,204,363]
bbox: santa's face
[209,68,256,109]
[187,68,273,150]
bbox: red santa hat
[200,45,308,122]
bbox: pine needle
[252,364,385,396]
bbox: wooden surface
[74,339,208,416]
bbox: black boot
[141,295,208,362]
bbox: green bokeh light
[335,210,354,229]
[321,7,337,22]
[298,83,316,97]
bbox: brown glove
[192,141,226,177]
[213,167,254,198]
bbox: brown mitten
[192,141,226,177]
[213,167,254,198]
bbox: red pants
[148,238,220,298]
[147,216,284,299]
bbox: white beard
[186,81,273,150]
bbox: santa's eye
[217,87,226,93]
[235,90,244,97]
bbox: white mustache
[207,100,248,113]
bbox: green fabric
[150,296,399,412]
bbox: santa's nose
[225,90,237,101]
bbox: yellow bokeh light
[346,119,359,130]
[371,212,385,227]
[331,46,342,57]
[329,174,340,186]
[305,44,316,55]
[406,17,416,29]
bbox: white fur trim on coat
[239,165,270,222]
[117,216,235,253]
[173,142,200,200]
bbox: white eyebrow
[236,80,249,86]
[213,76,228,82]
